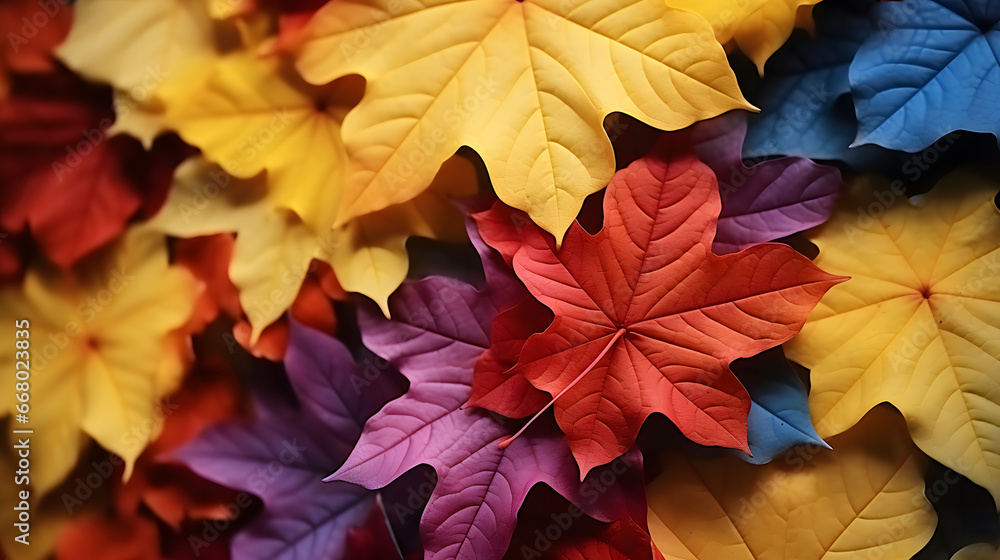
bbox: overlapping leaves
[647,407,937,559]
[333,222,646,559]
[471,151,842,476]
[297,0,751,241]
[3,0,1000,559]
[0,227,197,496]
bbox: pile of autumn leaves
[1,0,1000,558]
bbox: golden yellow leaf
[786,170,1000,508]
[665,0,819,73]
[107,89,170,150]
[150,156,474,337]
[56,0,215,93]
[160,51,359,235]
[149,158,318,341]
[321,155,477,315]
[296,0,751,242]
[647,406,936,560]
[0,228,197,497]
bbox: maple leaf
[646,406,937,559]
[784,169,1000,507]
[296,0,751,242]
[471,298,829,466]
[159,51,357,234]
[172,230,346,361]
[546,518,656,560]
[469,296,555,419]
[56,0,215,93]
[665,0,820,73]
[151,152,473,339]
[52,364,243,560]
[229,270,343,362]
[0,71,187,268]
[55,0,220,149]
[470,152,843,477]
[175,320,406,560]
[657,112,843,254]
[0,227,197,497]
[849,0,1000,151]
[330,221,645,560]
[115,359,244,530]
[150,158,317,340]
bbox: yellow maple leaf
[647,406,936,559]
[0,228,196,498]
[57,0,215,93]
[786,170,1000,508]
[160,51,359,235]
[665,0,819,74]
[150,155,474,339]
[55,0,222,149]
[106,90,171,151]
[149,158,318,341]
[296,0,752,243]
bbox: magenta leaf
[173,321,405,560]
[661,113,843,254]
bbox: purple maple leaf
[173,321,406,560]
[330,223,644,560]
[661,112,843,254]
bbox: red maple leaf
[0,70,190,268]
[0,0,72,99]
[470,153,844,477]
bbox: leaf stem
[498,328,627,450]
